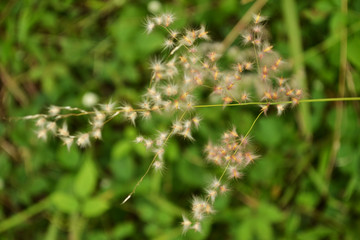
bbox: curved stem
[121,110,187,204]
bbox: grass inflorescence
[17,11,360,234]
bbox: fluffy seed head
[223,96,233,105]
[163,39,175,49]
[141,111,151,120]
[295,89,303,97]
[76,133,90,148]
[144,139,153,149]
[253,13,267,24]
[101,100,116,114]
[92,128,102,140]
[183,120,191,129]
[156,132,167,146]
[252,25,263,34]
[94,110,106,121]
[36,118,46,127]
[58,123,69,137]
[263,45,273,53]
[292,97,300,106]
[192,222,201,232]
[181,127,194,141]
[241,92,250,102]
[162,12,175,27]
[153,15,163,25]
[164,84,178,96]
[49,106,60,116]
[206,188,217,203]
[172,120,183,133]
[134,136,144,143]
[150,58,164,72]
[242,33,253,45]
[210,178,221,189]
[153,160,164,171]
[192,116,201,129]
[197,25,210,40]
[207,52,217,62]
[145,18,155,34]
[139,100,151,110]
[277,104,286,116]
[228,166,243,179]
[181,215,192,234]
[204,203,215,215]
[127,112,137,125]
[219,184,229,194]
[244,152,259,165]
[260,104,270,115]
[62,137,74,151]
[169,29,179,38]
[46,121,57,133]
[37,129,47,141]
[244,61,253,70]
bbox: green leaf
[235,220,253,239]
[110,141,134,181]
[82,198,109,217]
[164,141,180,162]
[51,192,79,214]
[112,222,135,239]
[296,192,319,212]
[297,226,333,240]
[308,167,328,195]
[0,153,11,179]
[255,220,273,240]
[259,202,284,223]
[254,117,284,148]
[57,146,80,170]
[74,155,98,198]
[177,156,207,187]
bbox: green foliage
[82,198,109,217]
[110,140,135,181]
[51,192,79,214]
[74,155,98,198]
[1,0,360,239]
[348,36,360,69]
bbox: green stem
[0,198,50,233]
[15,97,360,121]
[282,0,312,139]
[193,97,360,109]
[69,212,85,240]
[45,212,61,240]
[220,0,268,54]
[305,21,360,60]
[327,0,348,182]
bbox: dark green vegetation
[1,0,360,239]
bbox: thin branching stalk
[122,110,188,204]
[218,110,264,182]
[13,97,360,121]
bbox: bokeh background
[1,0,360,239]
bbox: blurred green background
[1,0,360,239]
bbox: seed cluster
[26,12,302,234]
